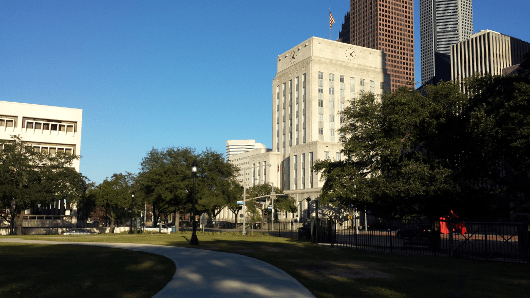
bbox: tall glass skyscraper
[420,0,473,84]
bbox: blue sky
[1,0,528,184]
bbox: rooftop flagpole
[329,7,335,40]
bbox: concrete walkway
[0,238,316,298]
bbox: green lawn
[0,242,175,298]
[3,232,530,298]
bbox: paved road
[0,238,315,298]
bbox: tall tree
[137,147,239,229]
[226,179,244,226]
[195,149,239,220]
[92,172,136,232]
[459,74,530,218]
[244,183,295,223]
[0,135,83,234]
[137,147,195,229]
[314,76,530,220]
[314,86,459,219]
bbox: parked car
[396,225,431,239]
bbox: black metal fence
[287,217,530,263]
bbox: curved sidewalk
[0,238,315,298]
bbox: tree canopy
[0,135,85,234]
[90,172,136,231]
[136,147,238,228]
[245,183,296,214]
[314,74,530,220]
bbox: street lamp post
[270,183,275,230]
[306,197,311,220]
[190,160,199,245]
[129,191,135,234]
[242,168,247,236]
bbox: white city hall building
[220,37,389,223]
[0,101,83,229]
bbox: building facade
[420,0,473,84]
[0,101,82,222]
[450,30,530,81]
[0,101,82,171]
[347,0,415,91]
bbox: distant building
[417,52,451,95]
[420,0,473,84]
[225,139,266,161]
[0,101,83,227]
[348,0,415,91]
[337,12,350,44]
[450,30,530,81]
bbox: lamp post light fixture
[129,191,135,234]
[190,160,199,245]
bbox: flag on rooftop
[329,11,335,29]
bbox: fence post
[449,221,453,257]
[330,219,334,247]
[389,219,393,253]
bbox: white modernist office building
[0,101,82,221]
[420,0,473,84]
[220,37,388,223]
[450,30,530,81]
[225,139,267,161]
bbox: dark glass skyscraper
[348,0,415,91]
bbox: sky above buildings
[1,0,528,184]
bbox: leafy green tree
[314,85,460,219]
[459,74,530,218]
[195,149,239,221]
[226,179,244,226]
[245,198,263,226]
[137,147,195,229]
[137,147,239,230]
[314,76,530,220]
[0,135,84,234]
[244,183,295,223]
[76,181,97,224]
[92,172,136,232]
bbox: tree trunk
[110,216,115,233]
[16,211,24,235]
[152,209,158,228]
[206,211,213,228]
[9,214,16,235]
[175,211,180,232]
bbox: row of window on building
[0,116,77,134]
[276,72,381,151]
[0,142,76,155]
[277,74,308,151]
